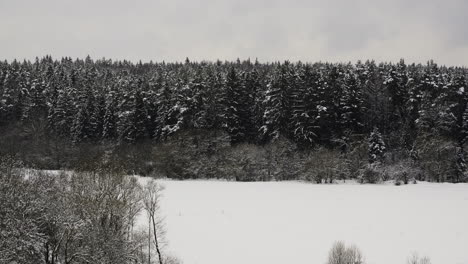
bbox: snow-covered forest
[2,56,468,263]
[1,57,468,183]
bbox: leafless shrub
[407,252,431,264]
[406,253,431,264]
[327,241,364,264]
[345,244,364,264]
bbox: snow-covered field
[136,179,468,264]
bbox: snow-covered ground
[137,179,468,264]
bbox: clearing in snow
[135,179,468,264]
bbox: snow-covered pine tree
[383,59,409,121]
[142,88,159,139]
[289,63,306,145]
[118,79,147,143]
[260,62,295,142]
[47,87,74,138]
[440,72,468,144]
[71,103,90,143]
[290,64,322,146]
[154,74,172,140]
[415,61,443,134]
[243,68,264,143]
[204,64,225,130]
[325,65,346,140]
[90,92,105,139]
[132,87,147,141]
[0,69,19,124]
[71,80,97,143]
[158,75,190,140]
[461,101,468,146]
[102,89,117,139]
[338,70,363,136]
[190,71,210,129]
[18,70,33,120]
[0,67,5,90]
[368,127,386,164]
[223,67,252,144]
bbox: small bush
[304,148,343,184]
[359,164,381,183]
[383,160,421,184]
[360,160,422,184]
[313,172,324,184]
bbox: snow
[135,179,468,264]
[317,105,327,112]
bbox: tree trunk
[148,216,151,264]
[151,215,163,264]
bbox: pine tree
[461,102,468,146]
[154,75,172,140]
[71,104,90,143]
[290,64,322,146]
[368,127,386,164]
[440,72,468,144]
[223,67,252,144]
[190,72,210,129]
[90,93,105,139]
[324,65,346,140]
[133,88,147,141]
[47,87,74,138]
[383,59,409,122]
[18,71,36,121]
[415,61,443,134]
[102,90,117,139]
[243,68,263,142]
[118,80,147,143]
[71,87,95,143]
[338,70,363,135]
[157,75,191,139]
[260,62,295,142]
[0,69,18,124]
[204,65,225,130]
[143,88,159,139]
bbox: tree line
[1,56,467,182]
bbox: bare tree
[407,253,420,264]
[345,245,364,264]
[407,253,431,264]
[143,180,166,264]
[419,256,432,264]
[327,241,348,264]
[327,241,365,264]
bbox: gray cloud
[0,0,467,65]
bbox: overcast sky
[1,0,467,66]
